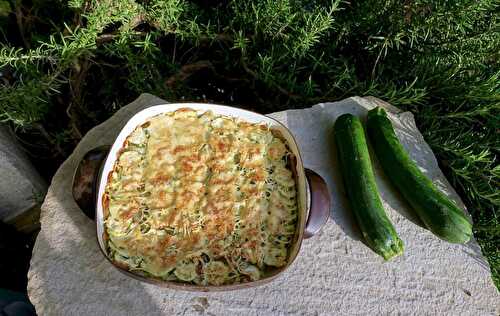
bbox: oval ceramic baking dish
[72,103,330,291]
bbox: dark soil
[0,222,38,293]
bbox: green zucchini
[366,107,472,244]
[334,114,404,260]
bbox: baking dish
[72,103,330,291]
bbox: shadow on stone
[461,241,491,272]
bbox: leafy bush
[0,0,498,287]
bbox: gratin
[103,109,298,285]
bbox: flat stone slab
[28,94,499,315]
[0,125,46,222]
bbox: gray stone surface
[0,125,46,221]
[28,94,499,315]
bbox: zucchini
[366,107,472,243]
[334,114,404,260]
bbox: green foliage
[0,74,61,127]
[0,0,498,287]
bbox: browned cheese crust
[104,109,298,285]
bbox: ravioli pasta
[103,109,298,285]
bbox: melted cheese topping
[104,109,298,285]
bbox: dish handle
[72,146,111,219]
[72,148,332,237]
[303,168,330,239]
